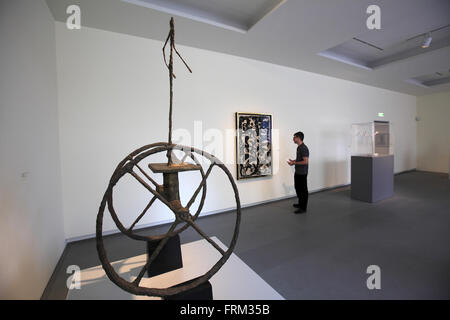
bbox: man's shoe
[294,208,306,214]
[293,203,300,208]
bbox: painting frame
[235,112,273,180]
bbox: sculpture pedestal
[66,237,284,300]
[147,234,183,278]
[351,155,394,203]
[165,277,213,300]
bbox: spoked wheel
[96,142,241,298]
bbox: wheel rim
[96,143,241,297]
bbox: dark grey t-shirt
[295,143,309,175]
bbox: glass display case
[351,121,393,156]
[350,120,394,203]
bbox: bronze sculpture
[96,18,241,298]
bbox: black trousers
[294,174,308,211]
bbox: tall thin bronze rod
[162,18,192,166]
[167,18,175,165]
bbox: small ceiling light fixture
[421,33,432,48]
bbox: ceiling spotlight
[421,33,432,48]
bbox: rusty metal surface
[148,162,202,173]
[96,143,241,297]
[95,18,241,298]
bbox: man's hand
[287,159,295,166]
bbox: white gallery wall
[55,23,417,241]
[417,91,450,174]
[0,0,65,299]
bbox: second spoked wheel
[96,142,241,298]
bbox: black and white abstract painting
[235,113,273,180]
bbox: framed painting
[235,112,273,180]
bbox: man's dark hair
[294,131,304,141]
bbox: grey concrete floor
[42,171,450,299]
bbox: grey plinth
[351,155,394,203]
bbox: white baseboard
[65,169,416,243]
[65,194,297,243]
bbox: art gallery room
[1,0,450,304]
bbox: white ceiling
[46,0,450,96]
[121,0,285,32]
[322,26,450,69]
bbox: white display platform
[67,237,284,300]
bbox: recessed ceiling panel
[318,0,450,70]
[45,0,450,95]
[121,0,286,33]
[320,25,450,70]
[407,69,450,88]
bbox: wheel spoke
[135,163,159,188]
[186,163,214,209]
[129,170,175,212]
[189,152,198,164]
[185,218,225,256]
[133,220,179,285]
[128,196,157,232]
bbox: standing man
[288,132,309,214]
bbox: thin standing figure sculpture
[96,17,241,299]
[163,17,192,165]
